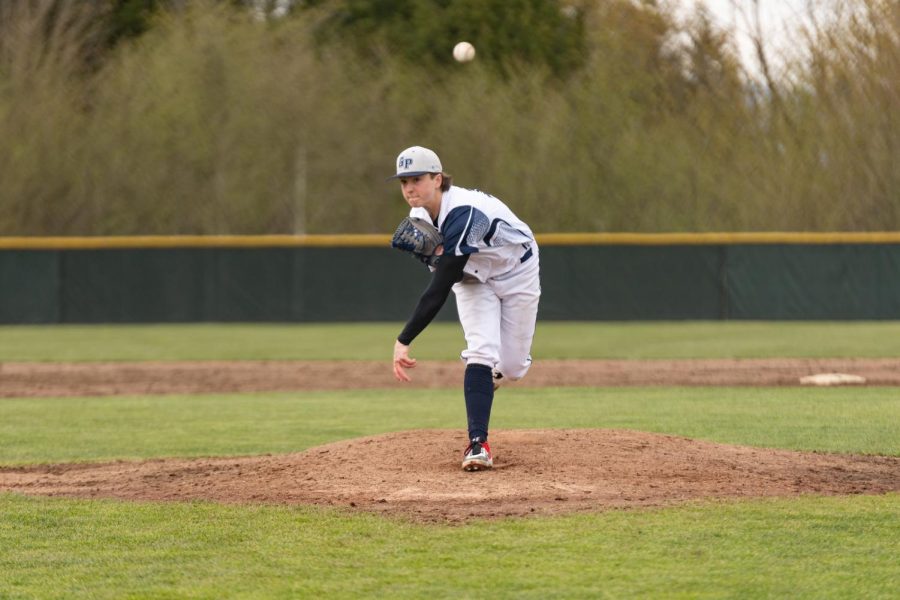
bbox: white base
[799,372,867,386]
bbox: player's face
[399,174,442,213]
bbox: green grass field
[3,321,900,361]
[1,387,899,465]
[2,494,897,599]
[1,323,898,598]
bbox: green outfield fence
[2,233,900,323]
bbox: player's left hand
[393,340,417,382]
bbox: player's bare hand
[393,340,417,382]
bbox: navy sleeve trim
[441,206,486,256]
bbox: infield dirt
[2,359,899,523]
[2,429,899,523]
[2,357,899,397]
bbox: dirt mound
[2,358,900,397]
[2,429,897,523]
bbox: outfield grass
[1,493,897,599]
[2,321,900,361]
[1,387,898,465]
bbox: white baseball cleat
[462,437,493,471]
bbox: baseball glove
[391,216,443,267]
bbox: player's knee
[498,356,532,381]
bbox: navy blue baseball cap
[388,146,443,180]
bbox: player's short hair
[436,172,452,192]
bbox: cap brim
[385,170,434,181]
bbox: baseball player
[389,146,541,471]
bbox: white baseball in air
[453,41,476,63]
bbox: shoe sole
[462,459,493,471]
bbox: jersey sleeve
[441,206,490,256]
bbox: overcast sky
[673,0,829,77]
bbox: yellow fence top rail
[0,235,388,249]
[1,232,900,249]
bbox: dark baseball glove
[391,216,443,267]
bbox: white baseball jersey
[410,185,540,380]
[409,186,535,282]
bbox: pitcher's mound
[2,429,898,523]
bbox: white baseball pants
[452,251,541,380]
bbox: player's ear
[433,173,442,188]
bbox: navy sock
[464,363,495,441]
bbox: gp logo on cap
[388,146,443,180]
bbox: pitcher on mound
[388,146,541,471]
